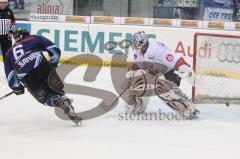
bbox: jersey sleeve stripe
[174,57,187,71]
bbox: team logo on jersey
[166,54,174,62]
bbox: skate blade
[182,110,200,120]
[67,114,83,126]
[68,115,80,125]
[189,111,200,120]
[195,109,200,114]
[74,120,83,127]
[73,118,83,126]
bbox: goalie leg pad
[124,90,147,114]
[120,78,131,90]
[155,76,199,119]
[124,96,146,114]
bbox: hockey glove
[12,84,25,95]
[174,71,196,86]
[7,34,11,40]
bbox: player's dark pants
[22,61,65,106]
[0,35,12,62]
[164,70,181,86]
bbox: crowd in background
[7,0,240,22]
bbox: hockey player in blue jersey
[4,28,81,124]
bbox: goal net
[193,33,240,104]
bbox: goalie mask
[13,28,30,42]
[132,31,149,53]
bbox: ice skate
[52,95,82,125]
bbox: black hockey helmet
[13,28,30,42]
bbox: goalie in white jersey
[122,31,199,119]
[134,36,192,74]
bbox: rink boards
[0,21,239,66]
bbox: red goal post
[192,32,240,104]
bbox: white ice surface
[0,62,240,159]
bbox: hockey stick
[108,86,129,110]
[0,92,14,101]
[112,88,128,107]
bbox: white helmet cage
[132,31,148,50]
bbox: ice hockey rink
[1,62,240,159]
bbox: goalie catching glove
[174,64,196,86]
